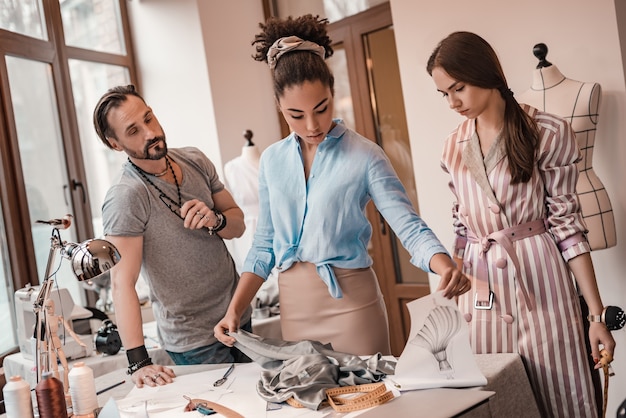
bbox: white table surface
[0,353,539,418]
[88,353,539,418]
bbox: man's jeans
[166,320,252,365]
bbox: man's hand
[131,364,176,388]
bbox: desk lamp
[33,214,121,384]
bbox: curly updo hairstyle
[252,14,335,99]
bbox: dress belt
[467,219,546,311]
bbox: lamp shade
[66,239,121,281]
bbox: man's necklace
[128,156,183,218]
[152,166,169,177]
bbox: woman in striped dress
[426,31,615,418]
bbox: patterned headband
[267,36,326,70]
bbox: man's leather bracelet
[127,345,150,363]
[207,211,226,235]
[126,345,153,374]
[127,357,153,375]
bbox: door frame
[328,3,431,355]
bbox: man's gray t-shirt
[102,147,251,352]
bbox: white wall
[126,0,218,163]
[126,0,626,414]
[126,0,280,176]
[391,0,626,414]
[196,0,281,167]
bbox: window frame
[0,0,137,362]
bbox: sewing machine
[15,285,93,360]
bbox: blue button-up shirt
[243,120,449,298]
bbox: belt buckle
[474,291,494,310]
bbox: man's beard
[143,136,167,160]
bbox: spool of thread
[3,375,34,418]
[35,371,68,418]
[68,361,98,417]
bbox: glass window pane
[60,0,126,54]
[322,0,387,22]
[6,56,85,306]
[68,59,130,237]
[0,0,47,40]
[0,199,18,356]
[273,0,387,22]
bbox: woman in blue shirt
[214,14,470,355]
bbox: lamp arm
[34,234,81,309]
[34,249,59,382]
[34,228,65,383]
[34,252,58,309]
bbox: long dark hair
[252,14,334,99]
[427,31,538,184]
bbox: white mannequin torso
[518,65,616,250]
[240,144,261,169]
[223,145,261,273]
[223,143,280,314]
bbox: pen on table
[96,380,126,395]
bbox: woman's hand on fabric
[589,322,616,370]
[180,199,217,230]
[213,314,240,347]
[131,364,176,388]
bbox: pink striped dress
[441,105,597,418]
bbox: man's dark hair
[93,84,145,149]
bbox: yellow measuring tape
[286,382,394,412]
[599,348,615,418]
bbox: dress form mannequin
[224,130,261,274]
[518,43,616,250]
[240,129,261,169]
[224,130,279,319]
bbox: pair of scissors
[213,363,235,387]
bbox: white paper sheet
[114,363,265,417]
[109,363,398,417]
[389,291,487,391]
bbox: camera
[604,306,626,331]
[94,319,122,355]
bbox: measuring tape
[184,397,244,418]
[599,349,615,418]
[286,382,394,413]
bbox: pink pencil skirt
[278,262,391,356]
